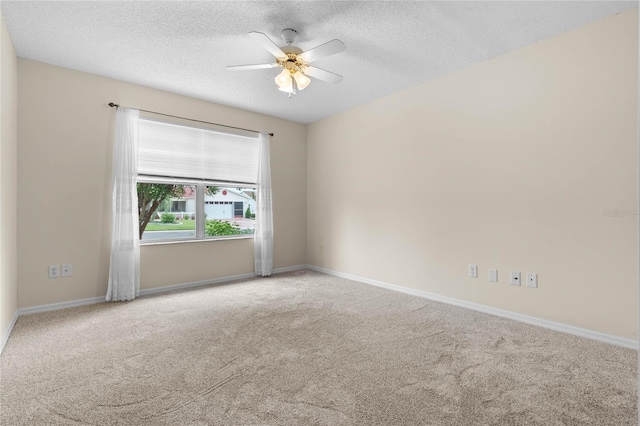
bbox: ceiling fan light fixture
[274,68,291,88]
[276,72,295,95]
[293,71,311,90]
[230,29,345,97]
[278,84,294,94]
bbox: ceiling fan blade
[227,63,277,71]
[299,39,346,63]
[303,66,343,84]
[248,32,286,58]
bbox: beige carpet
[0,270,636,425]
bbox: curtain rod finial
[108,102,119,108]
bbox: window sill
[140,235,254,247]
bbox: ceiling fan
[228,29,346,97]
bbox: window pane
[204,186,256,237]
[138,183,197,241]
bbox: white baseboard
[0,310,19,355]
[139,272,256,297]
[18,296,106,316]
[139,264,307,297]
[272,264,308,274]
[306,265,638,350]
[13,263,308,317]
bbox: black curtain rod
[108,103,274,137]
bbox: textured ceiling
[1,1,636,124]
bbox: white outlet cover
[510,272,521,286]
[526,272,538,288]
[48,265,60,278]
[62,264,72,277]
[488,269,498,282]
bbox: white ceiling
[1,1,636,124]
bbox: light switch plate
[468,264,478,278]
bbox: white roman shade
[138,117,259,184]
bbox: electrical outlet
[510,272,521,286]
[62,264,72,277]
[468,264,478,278]
[488,269,498,282]
[48,265,60,278]
[526,273,538,288]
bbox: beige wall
[9,8,639,343]
[17,60,306,308]
[307,10,639,340]
[1,11,18,342]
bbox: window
[139,184,197,241]
[137,116,259,243]
[171,201,187,212]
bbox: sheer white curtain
[106,107,140,301]
[254,133,273,276]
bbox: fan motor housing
[281,46,303,55]
[277,53,305,72]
